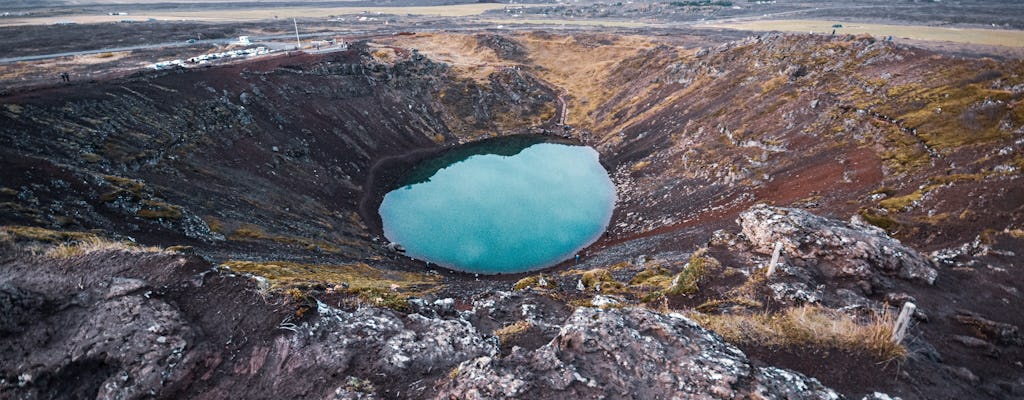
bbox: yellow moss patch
[692,305,906,360]
[220,260,440,293]
[165,245,193,253]
[494,320,533,345]
[629,266,675,289]
[630,160,651,172]
[895,85,1013,149]
[203,216,226,233]
[0,225,97,243]
[666,249,719,296]
[512,274,557,291]
[45,237,163,259]
[136,200,183,220]
[760,75,787,94]
[103,175,145,193]
[879,190,924,212]
[578,268,626,293]
[915,212,950,225]
[81,152,102,163]
[1,226,164,258]
[880,173,986,212]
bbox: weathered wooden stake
[767,241,783,277]
[891,302,917,343]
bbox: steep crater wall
[0,43,560,265]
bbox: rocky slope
[1,32,1023,399]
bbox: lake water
[379,141,616,274]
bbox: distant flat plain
[705,19,1024,48]
[0,3,524,26]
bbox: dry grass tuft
[1,225,97,243]
[45,236,162,259]
[692,305,907,360]
[1,225,162,258]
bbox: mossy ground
[220,260,441,311]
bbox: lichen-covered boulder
[738,204,937,284]
[436,307,840,400]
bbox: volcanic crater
[1,31,1023,399]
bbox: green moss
[666,249,718,296]
[859,209,900,233]
[629,266,674,289]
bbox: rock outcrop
[738,204,938,284]
[1,243,853,400]
[437,307,840,400]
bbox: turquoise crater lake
[379,142,616,274]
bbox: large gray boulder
[738,204,937,284]
[436,307,840,400]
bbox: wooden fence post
[891,302,916,343]
[767,241,783,277]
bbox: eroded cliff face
[1,33,1023,399]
